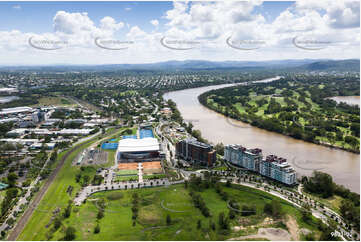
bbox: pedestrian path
[74,178,174,205]
[138,163,143,183]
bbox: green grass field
[19,182,322,240]
[106,150,116,166]
[113,175,138,182]
[17,128,125,241]
[116,170,138,176]
[143,174,167,180]
[31,96,76,107]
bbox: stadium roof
[117,137,159,153]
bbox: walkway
[138,163,143,183]
[74,178,175,205]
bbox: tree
[229,209,236,219]
[82,175,90,186]
[7,172,18,187]
[214,143,224,156]
[345,136,359,150]
[197,219,201,229]
[64,226,76,241]
[97,209,104,220]
[63,204,72,218]
[218,212,229,230]
[210,221,216,231]
[270,200,283,218]
[94,223,100,234]
[53,216,62,230]
[75,173,81,183]
[218,211,225,227]
[166,214,171,225]
[1,188,18,216]
[263,203,273,215]
[304,171,335,198]
[301,205,312,223]
[340,199,357,223]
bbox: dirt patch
[285,215,299,240]
[228,228,292,241]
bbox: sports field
[118,163,138,170]
[143,161,162,174]
[116,170,138,176]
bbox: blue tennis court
[139,129,154,139]
[101,142,118,150]
[122,135,137,139]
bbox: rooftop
[117,137,160,153]
[0,106,33,115]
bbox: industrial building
[224,144,296,185]
[0,106,33,115]
[176,138,216,167]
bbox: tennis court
[122,135,137,139]
[142,161,162,174]
[101,142,118,150]
[118,162,138,170]
[139,129,154,139]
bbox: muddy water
[164,78,360,192]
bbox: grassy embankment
[17,128,125,240]
[20,182,322,240]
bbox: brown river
[164,77,360,192]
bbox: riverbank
[197,76,359,154]
[199,93,359,154]
[163,81,360,192]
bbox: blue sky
[0,1,358,65]
[0,2,173,33]
[0,1,294,33]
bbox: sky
[0,1,359,65]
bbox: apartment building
[260,155,297,185]
[224,144,297,185]
[176,138,216,167]
[224,144,262,172]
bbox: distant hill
[0,59,359,72]
[299,59,360,72]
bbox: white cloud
[13,5,21,10]
[100,16,124,31]
[126,26,147,39]
[150,19,159,27]
[0,3,359,65]
[296,0,360,29]
[125,7,131,11]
